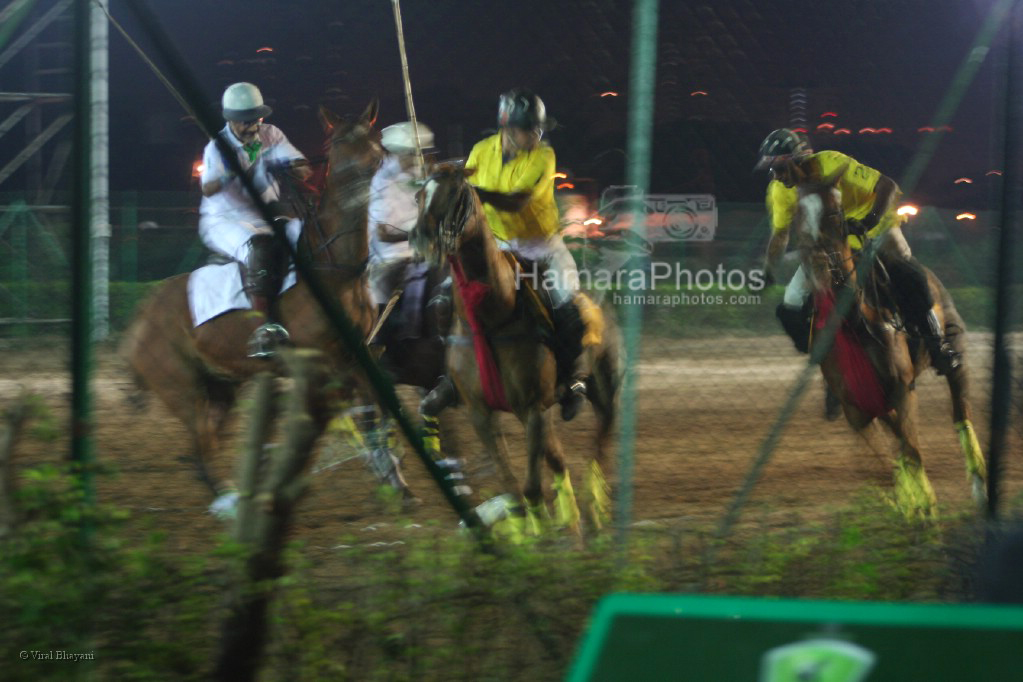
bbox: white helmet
[222,82,272,122]
[380,121,434,154]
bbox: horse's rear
[121,273,242,495]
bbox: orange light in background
[556,182,575,190]
[859,127,877,134]
[834,128,851,135]
[821,111,838,117]
[816,123,834,130]
[986,170,1003,176]
[954,177,973,184]
[897,204,919,217]
[956,213,977,221]
[792,127,808,133]
[690,90,708,96]
[599,91,618,97]
[583,218,603,226]
[192,160,204,178]
[256,46,274,53]
[876,127,892,133]
[553,172,568,179]
[918,126,936,133]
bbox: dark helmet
[498,88,548,132]
[754,128,812,170]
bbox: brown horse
[793,172,986,519]
[121,101,386,511]
[411,163,621,538]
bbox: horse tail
[587,302,623,438]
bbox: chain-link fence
[2,0,1023,677]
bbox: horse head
[319,100,383,212]
[793,164,853,292]
[411,162,480,267]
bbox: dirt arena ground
[2,333,1021,554]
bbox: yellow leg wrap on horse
[422,414,442,459]
[893,456,938,521]
[576,294,605,347]
[585,460,612,531]
[328,414,366,450]
[552,471,581,532]
[492,512,529,545]
[955,420,987,480]
[525,500,550,536]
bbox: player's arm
[861,174,897,230]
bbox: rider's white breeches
[198,215,302,262]
[782,226,912,309]
[499,234,579,308]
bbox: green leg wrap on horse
[552,470,581,532]
[491,509,529,545]
[892,456,938,521]
[955,420,987,480]
[955,419,987,505]
[422,414,442,460]
[585,460,612,531]
[525,499,550,536]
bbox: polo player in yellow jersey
[465,88,588,421]
[757,128,961,377]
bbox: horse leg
[522,408,552,536]
[362,408,415,502]
[938,295,987,506]
[468,406,529,541]
[583,346,619,532]
[539,409,582,537]
[883,388,938,520]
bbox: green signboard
[567,594,1023,681]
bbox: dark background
[0,0,1011,208]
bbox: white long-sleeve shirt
[199,123,306,226]
[367,154,418,265]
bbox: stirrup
[247,323,290,359]
[930,340,961,377]
[560,380,587,422]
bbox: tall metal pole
[390,0,424,170]
[91,0,110,339]
[987,0,1020,519]
[71,0,94,503]
[617,0,658,553]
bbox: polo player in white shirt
[198,82,312,358]
[367,121,434,309]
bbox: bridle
[432,174,476,256]
[295,125,381,276]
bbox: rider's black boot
[243,231,290,359]
[551,300,587,421]
[775,300,812,353]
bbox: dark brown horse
[411,164,621,538]
[122,102,385,512]
[793,172,986,519]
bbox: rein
[294,151,376,277]
[438,181,477,255]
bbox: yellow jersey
[465,132,559,241]
[766,150,905,249]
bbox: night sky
[1,0,1012,207]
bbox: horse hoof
[209,491,239,520]
[971,475,987,507]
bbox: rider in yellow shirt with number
[464,88,586,421]
[757,128,960,377]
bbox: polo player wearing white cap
[367,121,434,308]
[198,82,313,358]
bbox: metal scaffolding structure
[0,0,108,337]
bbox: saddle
[375,261,448,346]
[501,251,604,378]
